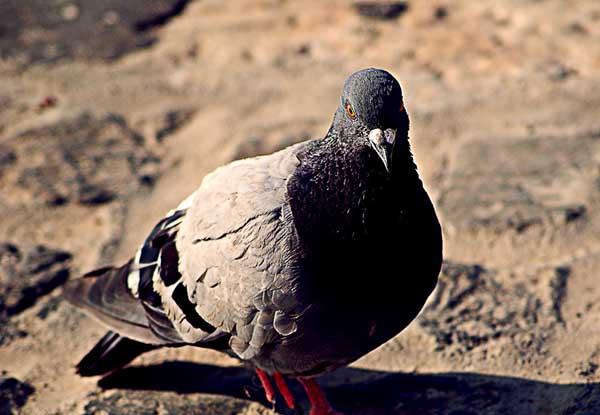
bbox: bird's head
[333,68,408,173]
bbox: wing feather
[173,142,311,358]
[67,142,312,360]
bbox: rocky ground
[1,0,600,414]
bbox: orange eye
[399,100,405,112]
[345,102,356,119]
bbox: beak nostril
[368,129,384,146]
[368,128,394,174]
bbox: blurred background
[1,0,600,413]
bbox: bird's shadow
[97,360,600,415]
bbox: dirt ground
[1,0,600,414]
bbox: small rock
[38,95,57,110]
[560,205,586,224]
[23,245,71,275]
[353,1,409,20]
[434,6,448,20]
[578,362,599,377]
[549,266,569,324]
[0,242,72,318]
[61,4,79,21]
[0,95,12,109]
[155,109,195,142]
[0,146,17,172]
[35,296,61,320]
[286,15,298,27]
[566,21,588,34]
[296,44,311,56]
[77,184,115,206]
[546,61,577,81]
[240,49,253,62]
[43,44,60,59]
[137,166,161,186]
[102,10,120,26]
[0,322,27,346]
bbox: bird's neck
[287,134,421,252]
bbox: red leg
[299,377,344,415]
[273,372,296,409]
[255,368,276,404]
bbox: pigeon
[64,68,442,415]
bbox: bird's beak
[368,128,396,173]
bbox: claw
[298,377,344,415]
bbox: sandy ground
[1,0,600,413]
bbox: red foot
[299,377,344,415]
[273,372,296,409]
[255,368,276,404]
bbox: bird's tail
[75,330,157,376]
[63,263,170,376]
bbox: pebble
[61,4,79,21]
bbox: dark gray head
[333,68,408,173]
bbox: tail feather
[76,331,157,376]
[64,208,191,376]
[63,262,168,345]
